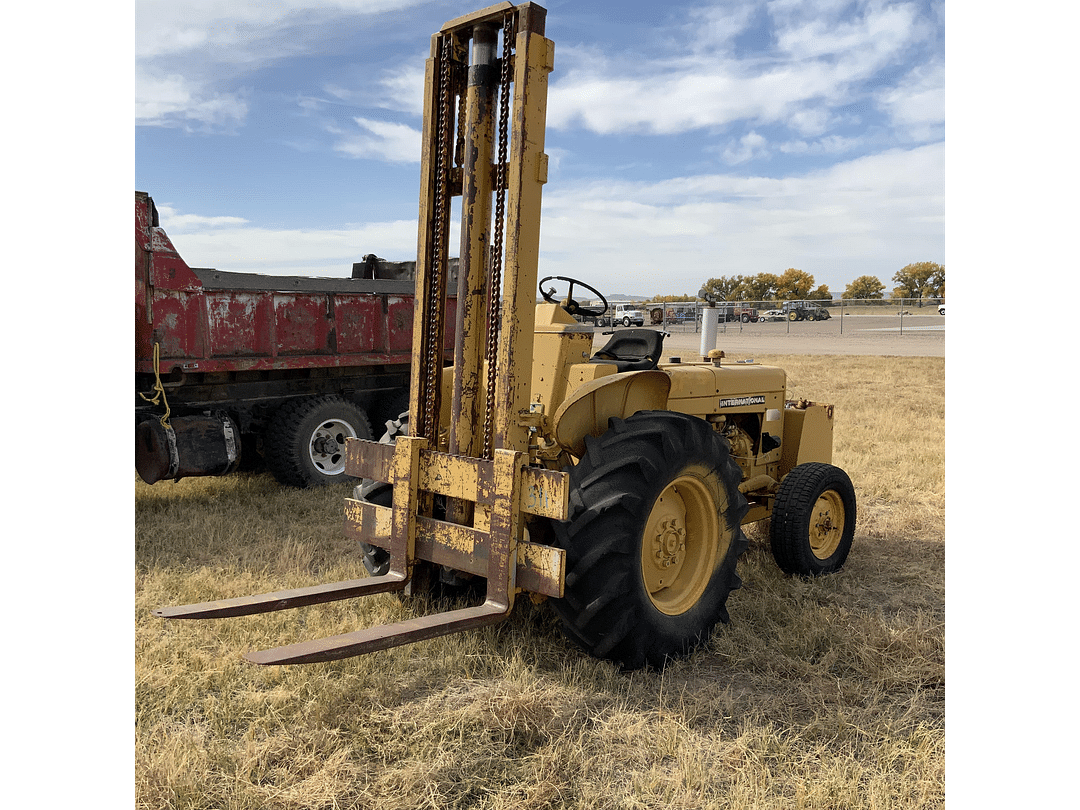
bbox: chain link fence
[578,298,945,335]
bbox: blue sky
[135,0,945,298]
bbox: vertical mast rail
[494,6,552,453]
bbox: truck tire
[741,313,750,323]
[769,462,856,577]
[265,395,372,487]
[622,316,632,327]
[549,411,748,669]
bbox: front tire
[549,411,749,669]
[769,463,856,576]
[265,395,372,487]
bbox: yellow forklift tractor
[155,1,856,671]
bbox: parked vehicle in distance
[760,309,785,322]
[938,304,945,315]
[781,300,831,322]
[713,305,759,323]
[612,302,645,326]
[589,301,645,327]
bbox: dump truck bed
[135,191,455,378]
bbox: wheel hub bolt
[653,518,685,568]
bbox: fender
[552,369,671,458]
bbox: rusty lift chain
[482,10,517,460]
[418,32,458,443]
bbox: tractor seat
[589,328,666,373]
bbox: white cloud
[778,134,865,155]
[135,73,247,129]
[877,59,945,141]
[135,0,425,60]
[722,131,771,165]
[537,142,944,295]
[546,0,934,138]
[334,117,421,163]
[149,142,942,292]
[135,0,429,128]
[154,204,248,231]
[156,215,428,275]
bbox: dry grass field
[135,353,944,809]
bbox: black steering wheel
[539,275,609,318]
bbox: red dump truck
[135,191,456,487]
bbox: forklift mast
[154,2,571,665]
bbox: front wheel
[769,463,856,576]
[265,395,372,487]
[549,411,749,669]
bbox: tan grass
[136,354,944,809]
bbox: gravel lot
[591,315,945,358]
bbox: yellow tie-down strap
[344,437,568,598]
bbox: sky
[134,0,945,298]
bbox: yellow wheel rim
[640,474,725,616]
[809,489,846,560]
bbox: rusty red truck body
[135,191,456,487]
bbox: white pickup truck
[586,302,645,327]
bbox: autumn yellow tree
[775,268,816,300]
[891,262,944,301]
[647,293,697,302]
[843,275,886,299]
[698,276,745,301]
[735,273,779,301]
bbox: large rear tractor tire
[549,411,749,670]
[265,395,372,487]
[769,462,856,576]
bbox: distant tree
[699,276,745,301]
[775,268,815,300]
[891,262,945,302]
[931,266,945,298]
[736,273,779,302]
[649,293,697,303]
[806,284,832,301]
[843,275,886,300]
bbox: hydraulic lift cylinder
[449,23,499,464]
